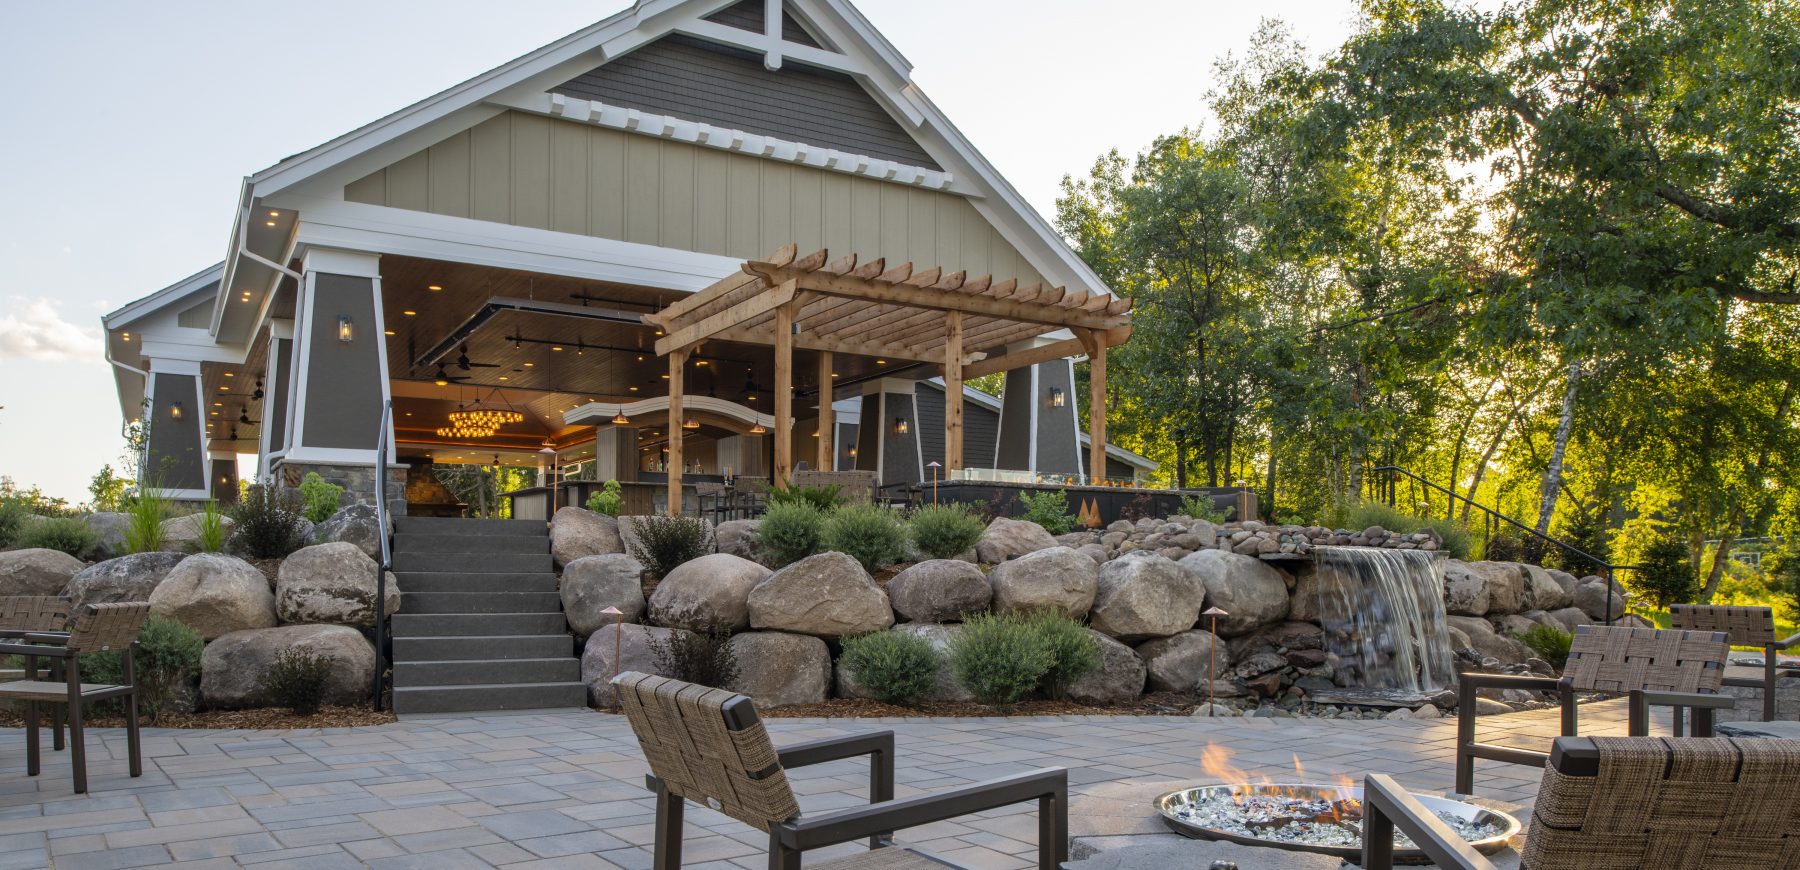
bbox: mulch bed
[760,691,1208,718]
[0,706,396,730]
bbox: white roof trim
[103,263,223,329]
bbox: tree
[88,465,132,512]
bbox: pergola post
[1086,336,1107,483]
[667,346,687,516]
[943,310,963,472]
[773,284,797,484]
[816,350,834,471]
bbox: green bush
[769,483,842,511]
[1482,532,1528,562]
[1519,624,1574,668]
[908,503,985,560]
[297,472,344,524]
[585,480,623,517]
[840,630,941,704]
[0,497,31,548]
[1767,545,1800,619]
[1016,489,1075,535]
[264,648,334,715]
[193,501,227,553]
[123,485,168,554]
[229,484,307,559]
[820,503,908,572]
[78,616,204,722]
[1546,510,1611,573]
[1176,494,1229,524]
[756,501,825,568]
[1629,537,1699,610]
[1336,500,1473,559]
[17,516,97,558]
[648,619,739,690]
[629,515,714,579]
[948,613,1054,706]
[1026,611,1100,698]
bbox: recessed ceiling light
[660,374,670,380]
[498,376,509,381]
[427,285,443,291]
[628,386,638,392]
[223,372,234,377]
[831,372,840,378]
[524,362,535,367]
[655,330,664,336]
[551,346,564,352]
[219,386,230,392]
[402,310,417,316]
[213,402,223,407]
[265,221,276,227]
[876,359,887,365]
[404,412,412,416]
[268,210,279,218]
[384,329,395,335]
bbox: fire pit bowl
[1155,783,1520,864]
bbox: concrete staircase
[388,516,586,715]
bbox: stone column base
[274,460,409,518]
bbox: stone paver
[0,700,1663,868]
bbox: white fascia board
[140,337,252,366]
[564,395,777,429]
[104,264,225,330]
[1075,432,1159,472]
[916,377,1003,413]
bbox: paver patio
[0,700,1658,869]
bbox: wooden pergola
[642,244,1133,514]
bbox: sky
[0,0,1363,503]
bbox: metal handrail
[372,399,392,711]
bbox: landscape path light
[1203,606,1229,716]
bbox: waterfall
[1310,547,1455,694]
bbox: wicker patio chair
[612,671,1069,870]
[1363,735,1800,869]
[1454,624,1732,793]
[0,596,74,746]
[0,602,150,793]
[1670,603,1799,721]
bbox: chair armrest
[777,732,894,771]
[1459,673,1561,692]
[0,642,70,658]
[1360,774,1496,870]
[1632,690,1735,710]
[775,768,1067,855]
[1775,632,1800,651]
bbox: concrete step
[393,517,546,537]
[393,658,581,687]
[392,534,549,555]
[390,612,569,638]
[393,634,574,662]
[390,552,554,574]
[400,592,562,615]
[392,681,588,715]
[393,572,558,594]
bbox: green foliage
[1766,546,1800,621]
[648,620,739,691]
[17,516,97,558]
[78,616,204,722]
[1519,625,1574,669]
[1337,501,1472,559]
[1546,509,1612,574]
[88,465,131,512]
[1016,489,1075,536]
[0,496,33,548]
[297,472,344,524]
[1025,611,1101,699]
[193,501,227,553]
[585,480,623,517]
[755,501,825,568]
[1482,533,1528,563]
[947,613,1054,706]
[123,485,168,554]
[228,484,307,559]
[840,630,941,704]
[907,503,986,560]
[629,515,714,579]
[1176,494,1229,524]
[819,503,908,573]
[264,648,334,715]
[1630,538,1701,610]
[769,483,842,511]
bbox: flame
[1200,744,1250,790]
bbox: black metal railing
[373,399,393,711]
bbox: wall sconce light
[893,417,909,436]
[848,447,858,458]
[168,401,184,421]
[1048,387,1066,407]
[337,315,353,343]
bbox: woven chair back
[1670,604,1777,647]
[0,596,71,632]
[792,470,877,504]
[614,671,801,831]
[65,603,151,653]
[1563,625,1729,694]
[1523,736,1800,869]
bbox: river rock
[646,552,768,631]
[1090,552,1204,640]
[312,504,384,559]
[1522,564,1573,611]
[1574,581,1626,622]
[199,624,375,708]
[1442,561,1491,616]
[1135,630,1232,692]
[748,552,893,637]
[1177,550,1288,636]
[975,517,1057,563]
[66,552,186,610]
[1066,630,1147,705]
[0,548,84,596]
[836,623,973,703]
[582,623,690,706]
[148,553,277,640]
[727,631,832,707]
[275,542,401,627]
[1446,615,1532,666]
[551,507,623,567]
[1289,562,1357,624]
[562,554,646,635]
[83,512,132,560]
[988,547,1098,619]
[887,560,991,623]
[714,519,760,561]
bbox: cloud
[0,297,102,362]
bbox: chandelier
[438,388,524,440]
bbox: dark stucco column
[850,379,924,488]
[142,359,208,498]
[994,341,1084,476]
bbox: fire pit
[1155,783,1520,864]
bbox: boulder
[162,513,234,553]
[83,512,131,560]
[561,554,647,636]
[975,517,1057,564]
[836,624,973,703]
[582,623,690,706]
[1548,606,1592,633]
[274,542,401,628]
[748,552,893,637]
[1065,630,1147,705]
[199,624,375,709]
[1522,564,1573,611]
[1226,621,1325,661]
[727,631,832,707]
[66,552,186,610]
[1472,562,1527,614]
[887,560,991,623]
[987,547,1098,619]
[646,553,768,631]
[0,548,85,596]
[1574,581,1626,622]
[1089,553,1204,640]
[1289,562,1357,624]
[311,504,384,559]
[1490,614,1540,638]
[1545,568,1580,599]
[1441,561,1491,617]
[551,507,624,568]
[148,553,277,640]
[1076,544,1109,565]
[1519,609,1566,632]
[1135,630,1231,693]
[1445,615,1532,666]
[714,519,760,561]
[1177,550,1288,636]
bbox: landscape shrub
[839,630,940,704]
[1481,532,1527,563]
[1026,611,1100,698]
[1176,494,1230,524]
[79,616,204,722]
[123,486,168,554]
[229,484,307,559]
[297,472,344,524]
[947,613,1054,706]
[907,503,985,560]
[193,500,227,553]
[1629,537,1699,610]
[755,501,825,568]
[1519,624,1573,668]
[0,496,30,548]
[584,480,623,517]
[17,516,97,558]
[649,619,739,690]
[264,648,334,715]
[768,483,842,511]
[629,515,714,579]
[1546,510,1611,573]
[1767,545,1800,620]
[820,503,908,572]
[1016,489,1075,535]
[1336,500,1473,559]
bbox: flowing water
[1310,547,1454,694]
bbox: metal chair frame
[0,603,149,793]
[1670,603,1800,721]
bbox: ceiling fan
[238,409,260,426]
[455,344,500,371]
[432,365,471,385]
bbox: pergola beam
[962,326,1133,380]
[653,279,795,355]
[744,263,1128,331]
